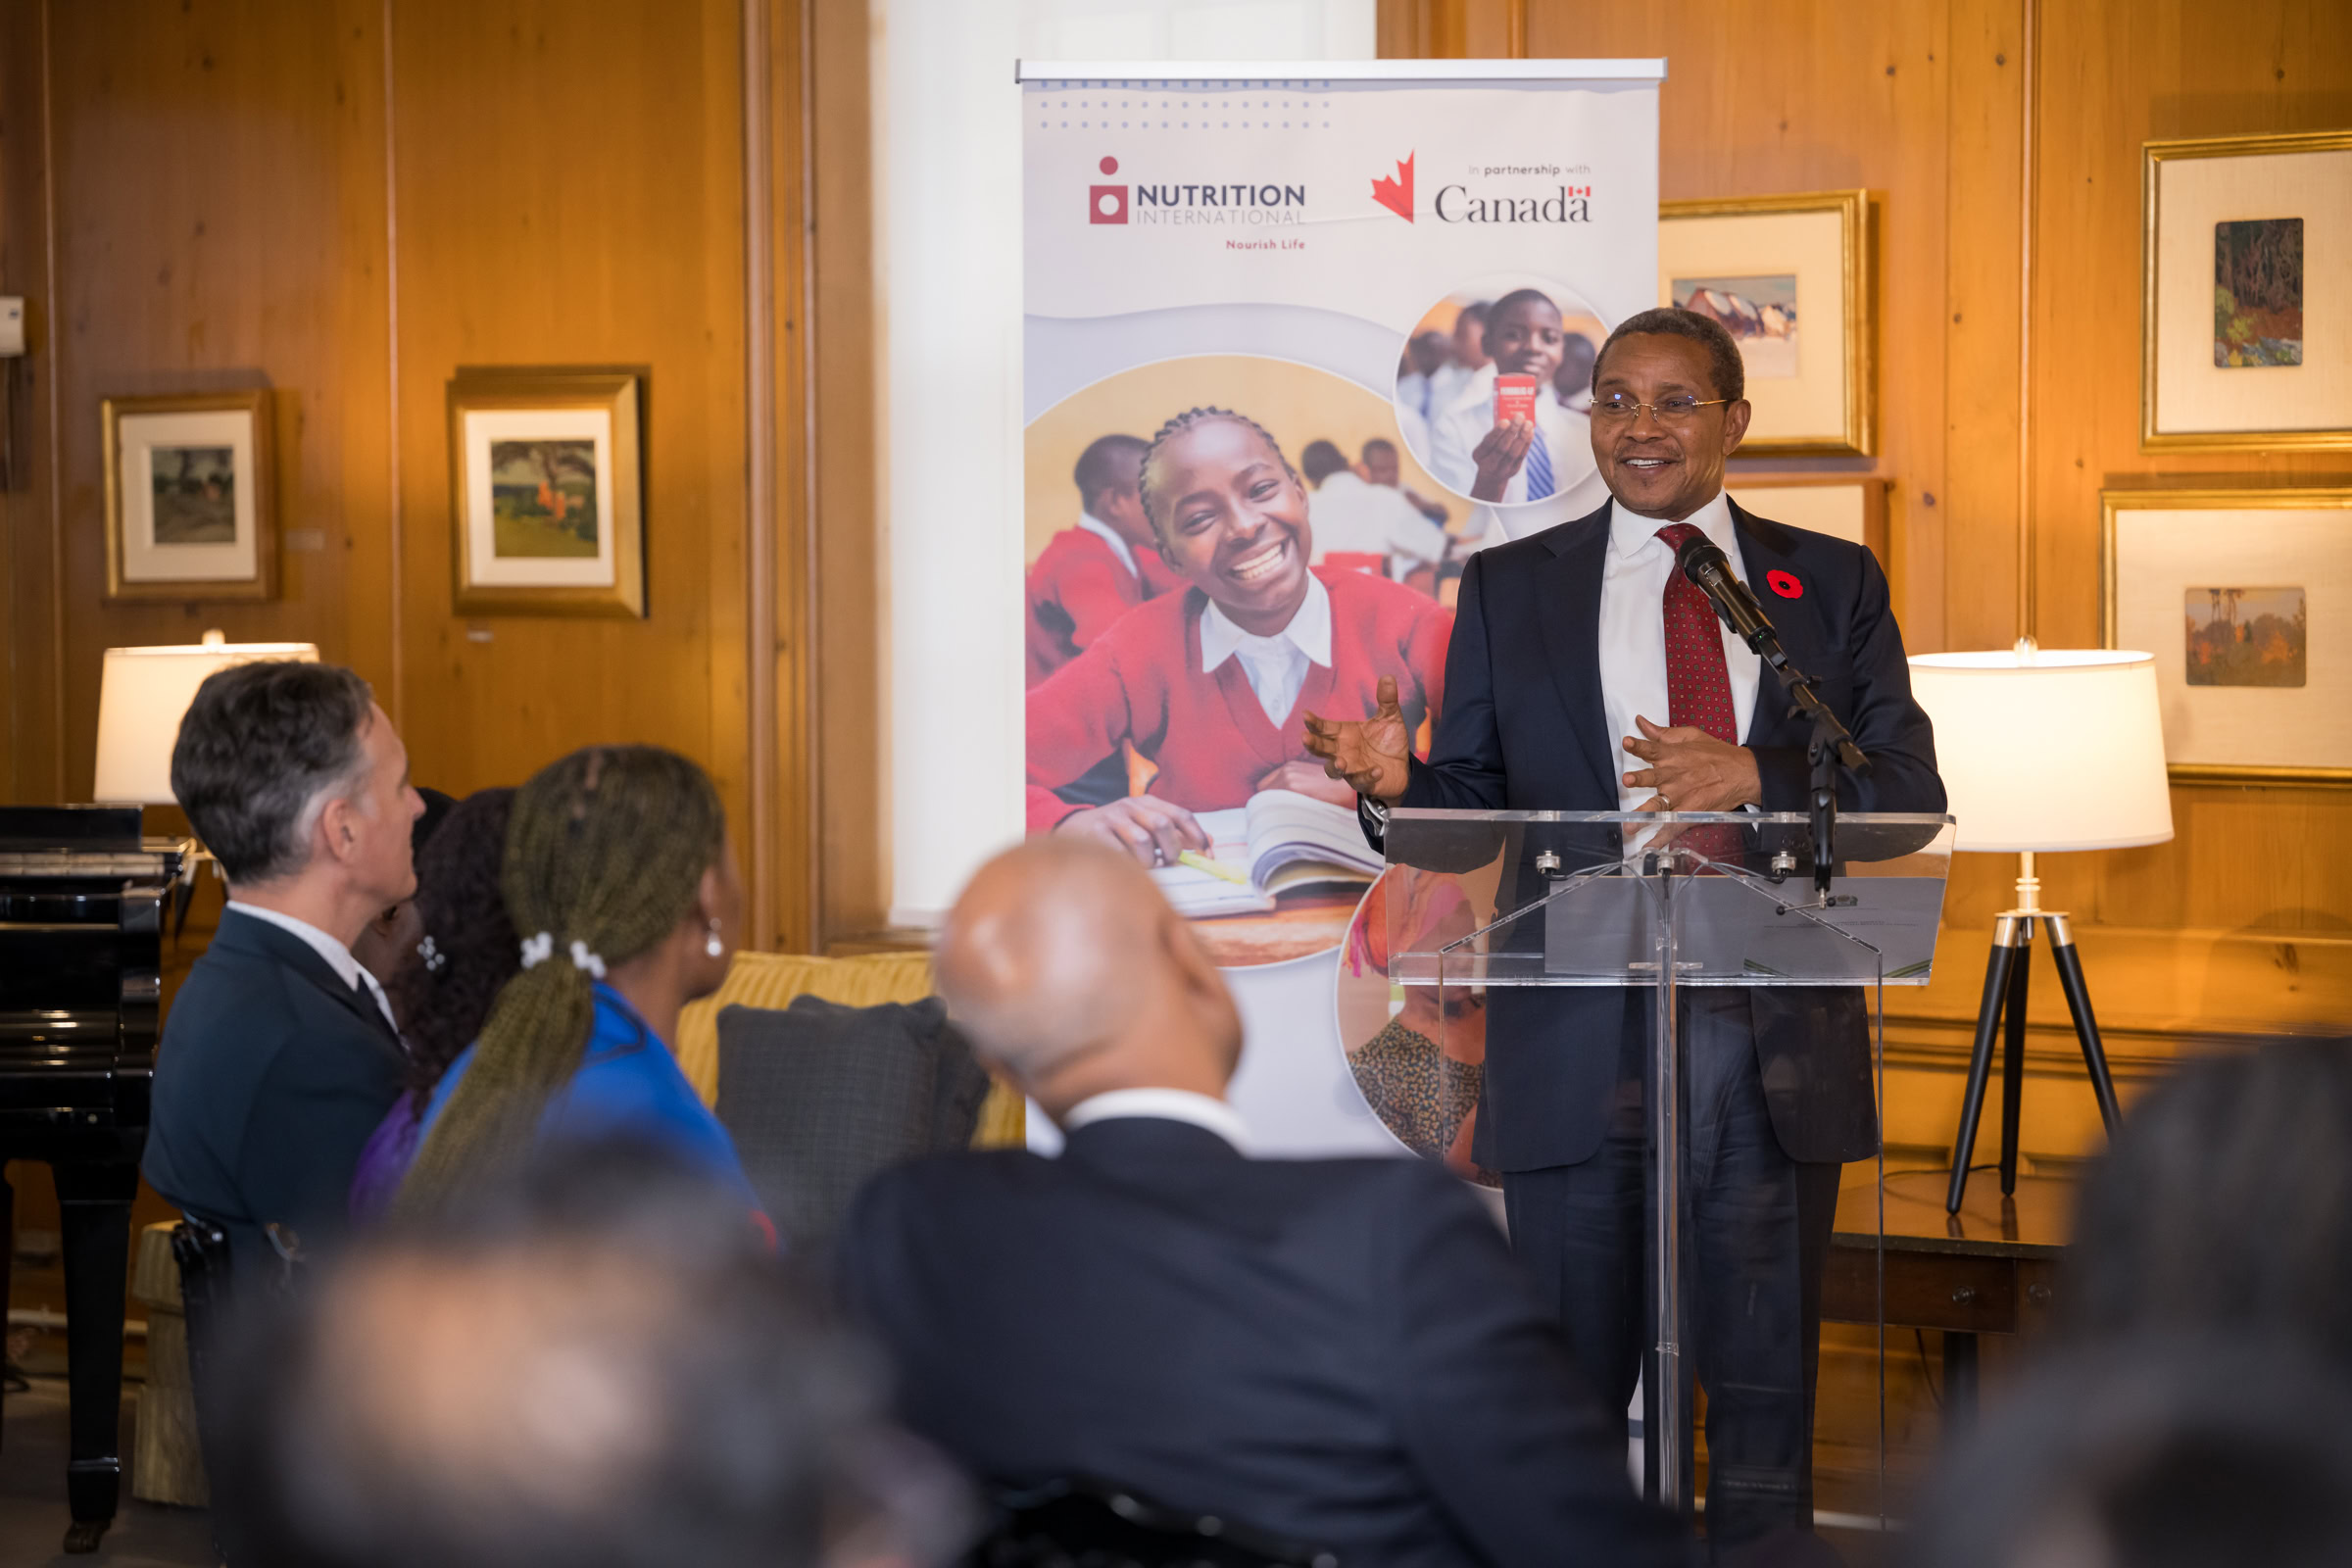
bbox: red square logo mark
[1089,184,1129,224]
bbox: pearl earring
[705,918,724,959]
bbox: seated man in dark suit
[143,660,424,1275]
[840,839,1683,1568]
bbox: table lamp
[1907,640,2173,1213]
[95,630,318,923]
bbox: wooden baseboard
[823,927,937,957]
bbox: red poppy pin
[1766,570,1803,599]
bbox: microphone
[1673,533,1785,668]
[1673,530,1870,778]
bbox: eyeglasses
[1591,394,1729,424]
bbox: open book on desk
[1151,789,1385,917]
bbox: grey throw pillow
[714,995,991,1254]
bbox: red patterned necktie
[1652,522,1741,865]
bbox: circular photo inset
[1335,871,1497,1188]
[1393,273,1607,514]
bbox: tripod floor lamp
[1908,642,2175,1214]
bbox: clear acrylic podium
[1379,808,1954,1527]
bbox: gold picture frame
[2101,486,2352,786]
[2140,129,2352,452]
[447,368,646,618]
[1660,190,1874,457]
[1724,474,1891,564]
[101,389,275,604]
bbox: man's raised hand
[1621,714,1761,812]
[1302,674,1412,804]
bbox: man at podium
[1305,308,1945,1552]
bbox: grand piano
[0,805,180,1553]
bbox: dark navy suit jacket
[840,1117,1686,1568]
[1393,498,1945,1171]
[142,907,408,1272]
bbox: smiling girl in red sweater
[1027,407,1451,863]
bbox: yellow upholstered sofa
[674,951,1025,1149]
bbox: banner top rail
[1014,59,1667,84]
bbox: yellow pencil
[1177,850,1250,885]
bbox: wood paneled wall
[1382,0,2352,1160]
[0,0,888,952]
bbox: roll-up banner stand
[1020,61,1663,1161]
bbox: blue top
[415,982,761,1212]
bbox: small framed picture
[2102,486,2352,785]
[1725,475,1890,563]
[2141,130,2352,451]
[447,368,645,617]
[1659,190,1874,457]
[101,390,275,603]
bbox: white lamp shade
[1908,648,2175,853]
[94,633,320,805]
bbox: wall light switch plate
[0,298,23,356]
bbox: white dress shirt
[1597,491,1763,810]
[1074,510,1141,581]
[1425,367,1592,509]
[1061,1087,1250,1151]
[225,900,399,1032]
[1307,470,1450,571]
[1200,570,1332,728]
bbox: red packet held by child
[1493,373,1539,427]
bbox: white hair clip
[416,933,446,974]
[568,940,608,979]
[519,931,556,969]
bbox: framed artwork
[2102,487,2352,785]
[1725,475,1890,564]
[101,390,275,603]
[2141,130,2352,451]
[1659,190,1874,457]
[446,368,646,617]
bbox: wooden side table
[1821,1165,2072,1428]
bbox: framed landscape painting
[2102,487,2352,785]
[447,368,646,617]
[101,389,275,603]
[2141,130,2352,451]
[1659,190,1874,457]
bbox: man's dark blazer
[1394,498,1945,1172]
[839,1116,1685,1568]
[142,906,408,1271]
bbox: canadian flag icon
[1372,154,1413,221]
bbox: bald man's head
[938,839,1242,1115]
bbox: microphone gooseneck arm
[1673,535,1868,772]
[1672,534,1871,899]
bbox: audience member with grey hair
[213,1139,966,1568]
[840,839,1685,1567]
[144,659,424,1280]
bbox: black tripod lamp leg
[2043,913,2122,1134]
[1946,916,2025,1214]
[1998,921,2034,1196]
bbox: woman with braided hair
[1026,405,1452,862]
[390,746,759,1218]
